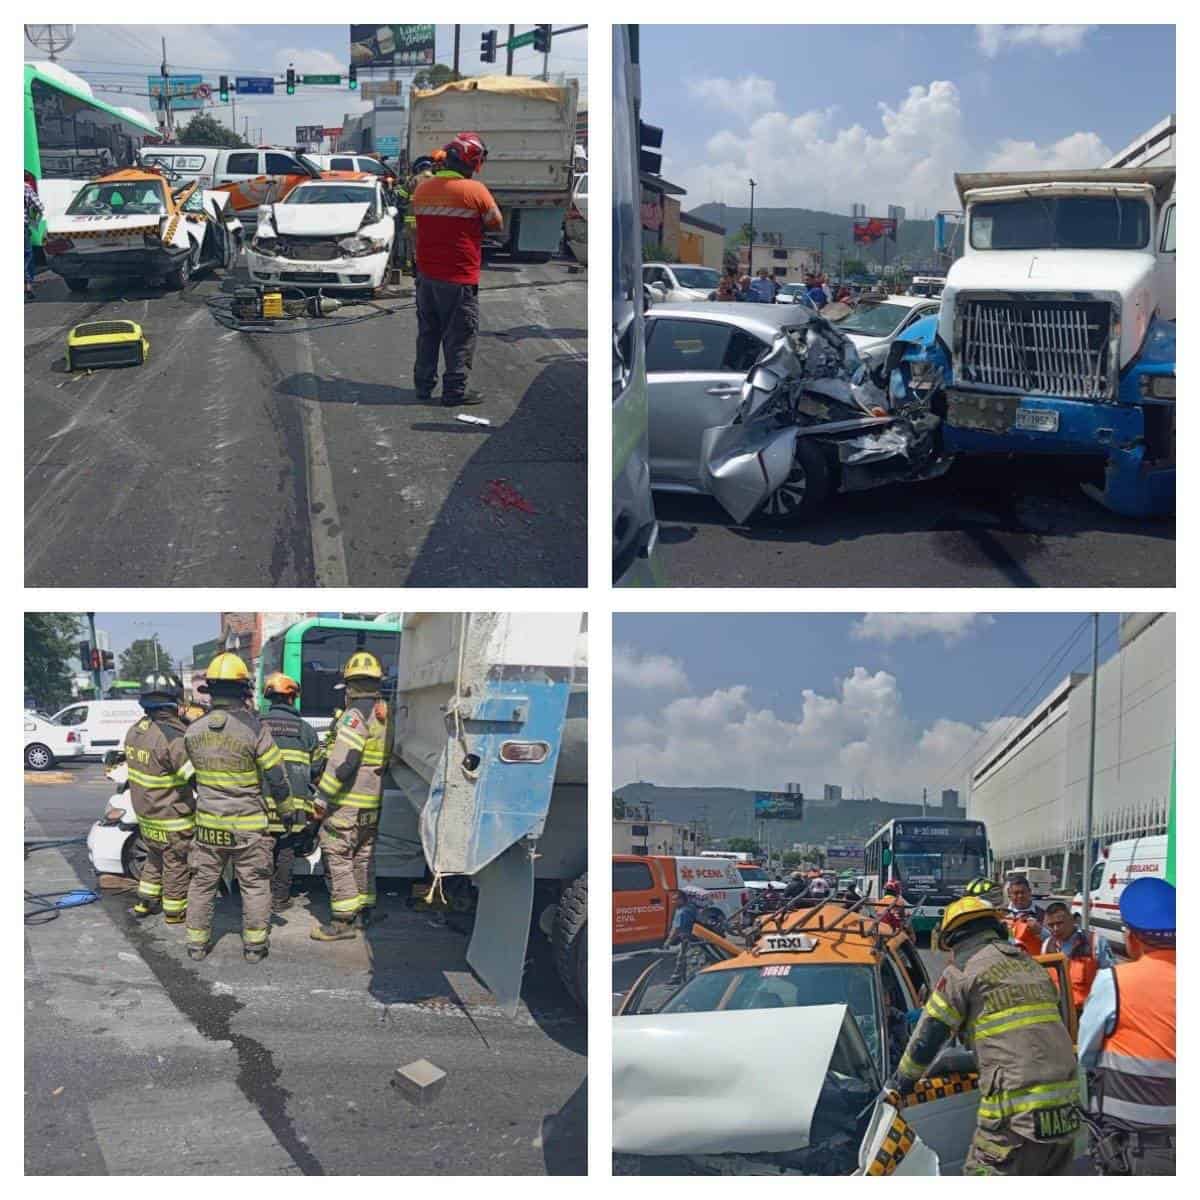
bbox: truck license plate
[1014,407,1059,433]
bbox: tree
[176,112,248,148]
[726,837,762,856]
[25,614,82,712]
[413,63,463,91]
[842,258,868,277]
[613,795,626,819]
[735,222,755,245]
[119,636,177,682]
[781,850,805,869]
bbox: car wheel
[699,906,727,935]
[25,743,55,771]
[167,251,193,291]
[121,831,148,881]
[758,438,831,524]
[64,277,89,293]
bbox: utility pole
[1082,613,1100,932]
[87,612,102,696]
[506,23,516,76]
[818,229,828,274]
[453,24,460,77]
[160,36,173,137]
[748,177,757,277]
[922,786,927,817]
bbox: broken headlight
[337,235,388,257]
[251,233,278,256]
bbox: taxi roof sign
[757,932,817,954]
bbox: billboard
[147,75,205,112]
[350,24,435,68]
[296,125,324,144]
[826,844,865,866]
[362,80,401,100]
[852,217,898,246]
[753,791,804,821]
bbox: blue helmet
[1119,876,1175,946]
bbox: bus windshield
[892,825,987,892]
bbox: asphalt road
[25,255,586,587]
[25,763,587,1176]
[651,456,1174,587]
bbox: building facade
[969,614,1175,889]
[738,242,819,282]
[1103,114,1175,168]
[678,211,726,269]
[614,818,702,857]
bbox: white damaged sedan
[246,178,395,293]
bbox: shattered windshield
[285,186,375,205]
[833,302,910,337]
[970,195,1151,250]
[67,181,166,216]
[672,267,720,289]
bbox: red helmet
[884,880,902,895]
[445,131,488,173]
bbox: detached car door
[617,933,737,1015]
[646,317,768,487]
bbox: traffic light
[78,641,91,666]
[286,66,296,96]
[480,29,497,63]
[90,649,101,671]
[101,650,115,671]
[640,121,663,174]
[533,24,552,54]
[219,75,229,102]
[348,63,358,90]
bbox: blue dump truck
[379,612,587,1013]
[902,168,1176,517]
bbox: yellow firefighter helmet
[342,651,383,680]
[205,652,251,683]
[935,896,1000,951]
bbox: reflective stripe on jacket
[316,700,390,810]
[123,713,195,830]
[261,702,320,829]
[1092,950,1175,1129]
[184,704,289,829]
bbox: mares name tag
[196,826,235,848]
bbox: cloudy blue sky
[26,24,588,145]
[614,612,1123,801]
[641,23,1174,214]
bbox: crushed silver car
[699,314,948,523]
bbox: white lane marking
[294,329,349,586]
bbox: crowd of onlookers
[713,264,885,308]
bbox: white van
[50,699,144,757]
[307,153,396,181]
[138,146,322,190]
[1072,834,1168,955]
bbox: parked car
[775,281,817,308]
[49,699,144,757]
[41,168,242,291]
[613,900,1077,1175]
[306,152,396,183]
[829,294,941,367]
[246,178,396,293]
[643,262,722,303]
[24,712,85,771]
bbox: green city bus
[24,60,158,246]
[255,617,402,729]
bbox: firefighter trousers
[319,807,379,920]
[185,831,273,950]
[138,828,193,916]
[964,1127,1074,1176]
[414,277,479,401]
[270,834,295,905]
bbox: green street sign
[508,30,535,50]
[303,74,341,85]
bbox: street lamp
[748,178,757,277]
[817,230,828,276]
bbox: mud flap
[699,423,799,523]
[856,1098,941,1175]
[466,838,535,1016]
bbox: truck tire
[552,872,587,1009]
[64,277,89,293]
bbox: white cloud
[982,131,1113,172]
[976,25,1096,58]
[688,75,778,117]
[272,47,347,78]
[614,668,1016,801]
[613,646,690,692]
[851,614,996,646]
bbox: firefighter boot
[163,911,186,925]
[310,918,357,941]
[244,943,269,964]
[130,899,162,920]
[354,906,374,930]
[187,944,210,962]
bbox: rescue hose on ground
[24,835,100,923]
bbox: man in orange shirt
[410,132,503,406]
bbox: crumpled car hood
[271,202,370,236]
[612,1004,848,1156]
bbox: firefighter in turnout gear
[311,652,391,941]
[1078,877,1176,1175]
[887,896,1080,1175]
[260,673,321,913]
[124,673,195,922]
[183,653,295,963]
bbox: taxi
[613,899,1076,1175]
[42,167,242,291]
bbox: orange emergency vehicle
[613,854,749,951]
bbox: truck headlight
[909,360,934,382]
[1140,374,1175,400]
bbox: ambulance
[1072,834,1168,955]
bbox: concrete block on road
[391,1058,447,1107]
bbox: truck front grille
[959,298,1114,400]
